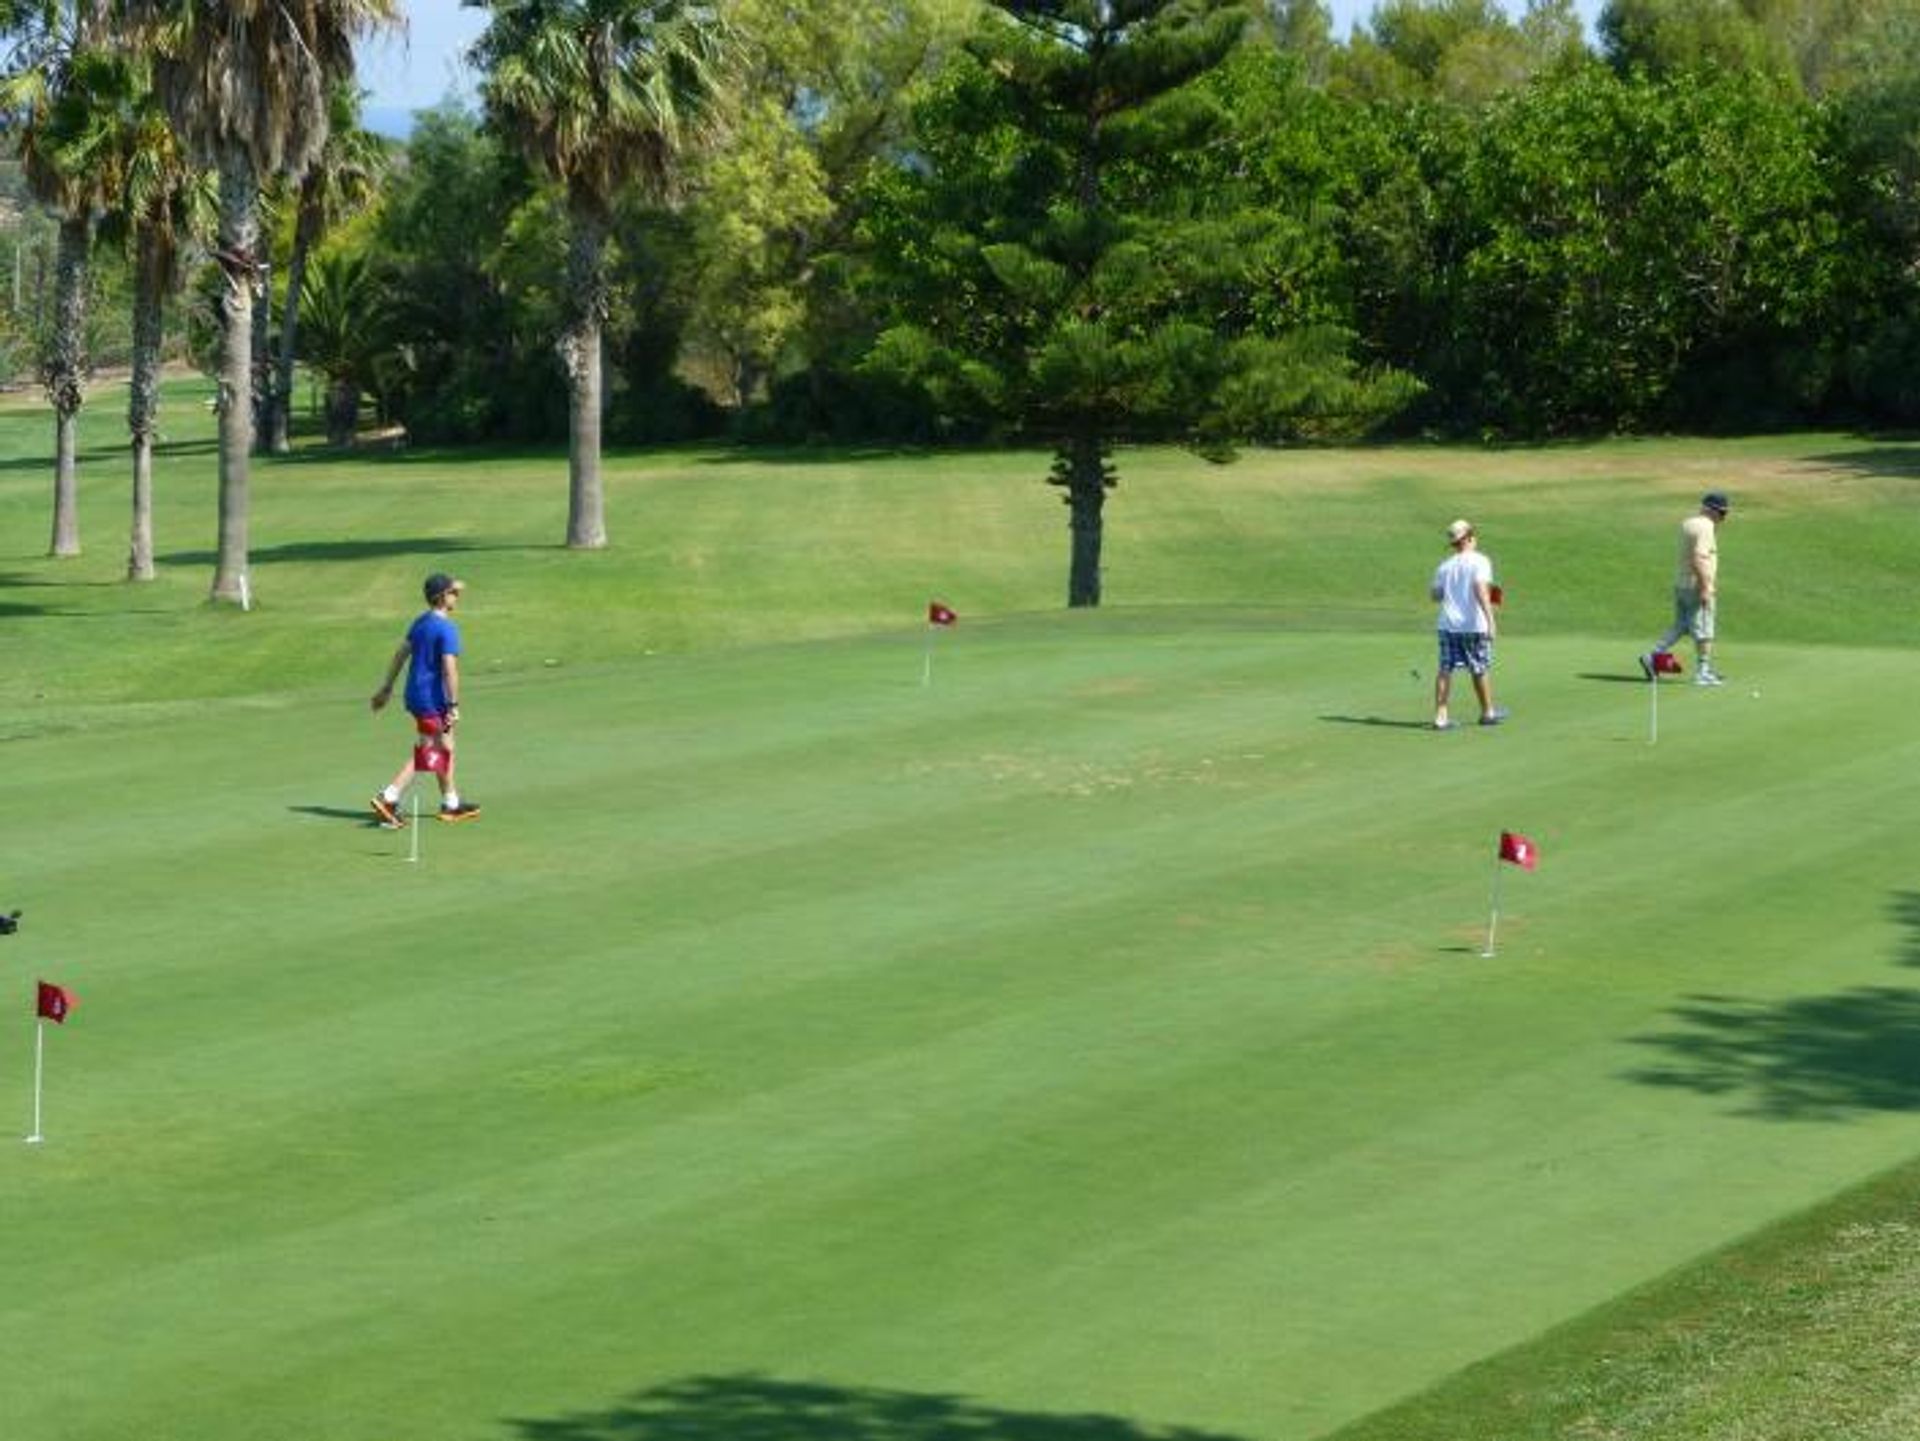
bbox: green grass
[6,379,1920,1441]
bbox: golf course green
[4,378,1920,1441]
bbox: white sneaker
[1695,669,1725,687]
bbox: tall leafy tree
[471,0,730,549]
[126,0,398,604]
[685,0,972,414]
[866,1,1415,607]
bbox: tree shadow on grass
[158,536,502,568]
[1802,443,1920,481]
[1625,986,1920,1120]
[1889,890,1920,968]
[509,1375,1252,1441]
[1625,892,1920,1120]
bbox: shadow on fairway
[1577,672,1652,685]
[159,536,495,567]
[289,804,383,826]
[1624,986,1920,1120]
[1890,891,1920,967]
[1803,444,1920,480]
[1320,714,1434,731]
[509,1375,1254,1441]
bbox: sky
[354,0,1605,135]
[356,0,486,130]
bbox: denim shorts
[1438,631,1493,675]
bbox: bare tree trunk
[560,202,609,549]
[127,228,165,582]
[211,154,258,606]
[271,186,323,455]
[1056,433,1112,609]
[44,212,89,558]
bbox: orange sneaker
[437,801,482,823]
[370,795,404,828]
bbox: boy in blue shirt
[370,573,481,825]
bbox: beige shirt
[1676,514,1717,592]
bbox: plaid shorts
[1437,631,1493,675]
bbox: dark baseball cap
[1702,491,1730,515]
[423,572,464,603]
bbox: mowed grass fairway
[5,381,1920,1440]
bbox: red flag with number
[1652,651,1683,675]
[1498,831,1539,871]
[36,981,76,1024]
[928,601,957,626]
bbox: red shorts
[414,712,449,737]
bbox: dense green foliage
[19,0,1920,447]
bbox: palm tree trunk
[271,186,323,455]
[127,228,165,582]
[211,153,258,605]
[44,212,89,559]
[560,203,610,549]
[251,204,274,455]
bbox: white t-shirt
[1433,549,1494,634]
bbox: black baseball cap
[1702,491,1730,515]
[423,572,464,603]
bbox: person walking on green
[1430,518,1507,730]
[1641,492,1730,687]
[369,572,482,826]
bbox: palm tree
[125,0,398,604]
[268,81,386,454]
[2,2,117,559]
[295,248,383,445]
[113,59,212,580]
[473,0,730,549]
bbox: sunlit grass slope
[2,379,1920,1441]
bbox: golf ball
[1751,689,1761,699]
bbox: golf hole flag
[928,600,957,626]
[1651,651,1683,675]
[28,980,76,1145]
[1488,583,1504,607]
[1482,832,1537,957]
[1498,830,1539,871]
[36,981,75,1023]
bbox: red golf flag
[1652,651,1683,675]
[928,601,957,626]
[36,981,76,1024]
[1488,584,1504,607]
[1498,831,1539,871]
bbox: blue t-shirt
[403,610,461,716]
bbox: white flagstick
[1482,853,1503,958]
[25,1019,44,1144]
[407,791,421,864]
[923,624,938,688]
[1650,665,1659,745]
